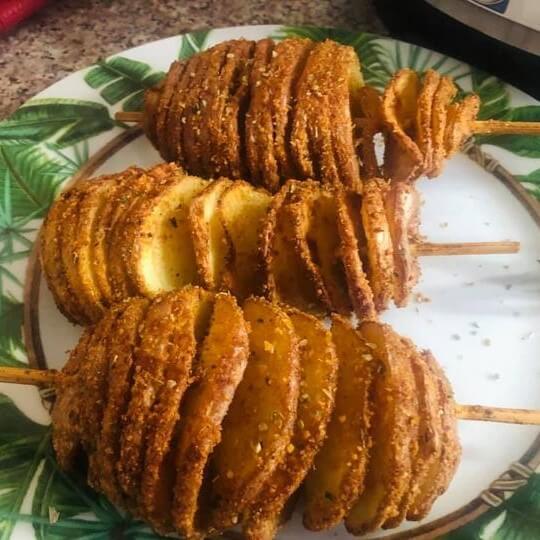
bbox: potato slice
[171,293,250,537]
[261,182,324,312]
[91,298,150,507]
[268,39,314,181]
[345,321,417,535]
[245,39,276,187]
[117,288,213,505]
[384,181,422,307]
[154,60,185,160]
[209,298,300,531]
[415,69,441,173]
[335,188,376,320]
[218,180,272,300]
[407,351,461,520]
[303,315,374,531]
[244,308,338,540]
[143,81,162,148]
[40,186,88,323]
[189,178,234,290]
[127,174,208,297]
[306,187,354,314]
[361,178,395,311]
[382,69,423,182]
[219,40,256,180]
[444,94,480,158]
[427,76,457,178]
[52,328,93,470]
[183,43,230,176]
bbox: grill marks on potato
[209,298,300,531]
[303,315,375,531]
[171,293,250,536]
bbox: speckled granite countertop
[0,0,386,119]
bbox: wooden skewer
[472,120,540,136]
[1,366,539,425]
[413,241,520,257]
[115,112,540,137]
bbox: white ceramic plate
[1,24,540,540]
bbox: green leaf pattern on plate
[0,25,538,539]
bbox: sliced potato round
[381,69,423,182]
[384,181,421,307]
[260,181,324,313]
[268,38,314,182]
[143,81,162,148]
[116,288,212,505]
[91,297,150,508]
[171,293,250,537]
[218,180,272,300]
[188,178,234,290]
[244,308,338,540]
[361,178,395,311]
[139,287,214,530]
[407,350,461,520]
[245,39,276,188]
[303,315,374,531]
[127,174,208,297]
[209,298,300,532]
[427,75,457,178]
[444,93,480,158]
[345,321,417,535]
[415,69,441,173]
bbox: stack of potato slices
[143,38,363,192]
[52,287,460,539]
[355,68,481,182]
[40,164,422,325]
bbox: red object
[0,0,48,32]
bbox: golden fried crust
[384,181,421,307]
[268,39,314,182]
[188,178,234,290]
[91,167,143,305]
[427,76,457,178]
[381,69,423,182]
[171,293,250,537]
[117,288,212,510]
[155,61,185,161]
[303,315,374,531]
[307,187,353,314]
[127,174,208,297]
[209,298,300,531]
[183,43,230,176]
[283,182,332,309]
[143,82,162,148]
[106,170,164,302]
[218,180,272,300]
[52,329,93,470]
[219,40,255,180]
[407,351,461,520]
[345,321,417,535]
[245,39,275,187]
[40,187,87,323]
[355,87,384,179]
[168,55,202,166]
[244,308,338,540]
[260,181,324,313]
[361,178,395,311]
[415,70,441,174]
[404,345,442,521]
[81,303,127,483]
[91,298,150,508]
[444,94,480,158]
[335,188,376,320]
[64,176,120,323]
[140,288,214,529]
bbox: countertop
[0,0,386,120]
